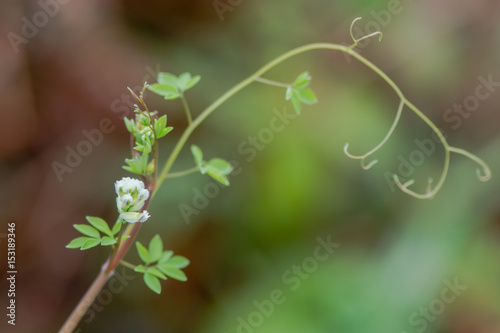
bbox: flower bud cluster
[115,177,150,223]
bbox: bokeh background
[1,0,500,332]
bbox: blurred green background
[1,0,499,332]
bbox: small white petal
[120,212,141,223]
[138,189,149,201]
[116,197,123,212]
[130,200,145,212]
[120,194,133,205]
[138,211,150,222]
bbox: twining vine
[58,18,491,333]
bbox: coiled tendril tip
[476,168,491,182]
[349,17,384,49]
[343,143,378,170]
[362,159,378,170]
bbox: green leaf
[285,86,293,101]
[123,117,136,133]
[138,115,150,126]
[100,236,117,246]
[134,143,152,154]
[183,75,201,91]
[81,238,102,250]
[148,235,163,263]
[112,220,123,235]
[123,163,141,175]
[148,83,180,100]
[136,241,150,264]
[207,171,230,186]
[157,264,187,281]
[147,267,167,280]
[144,273,162,294]
[157,114,167,127]
[176,72,191,90]
[191,145,203,168]
[165,255,190,268]
[154,115,167,138]
[158,250,174,263]
[206,158,233,174]
[290,89,302,115]
[204,158,233,186]
[73,224,100,239]
[134,265,146,273]
[298,88,317,105]
[86,216,113,237]
[66,237,89,249]
[157,72,177,86]
[157,126,173,138]
[293,71,311,89]
[123,153,149,175]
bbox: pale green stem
[180,95,193,125]
[448,146,492,181]
[153,25,490,200]
[166,166,200,178]
[254,77,290,88]
[119,260,137,270]
[107,219,124,272]
[344,98,405,170]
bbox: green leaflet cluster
[66,216,129,250]
[135,235,190,294]
[191,145,234,186]
[148,72,201,101]
[147,72,234,186]
[122,85,174,177]
[285,71,318,114]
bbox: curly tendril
[348,17,383,50]
[344,99,404,170]
[154,17,491,200]
[341,17,491,199]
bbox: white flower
[120,194,133,205]
[138,211,150,222]
[138,189,149,201]
[120,210,150,223]
[114,177,150,222]
[115,177,145,196]
[130,200,145,212]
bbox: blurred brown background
[1,0,500,332]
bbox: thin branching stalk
[59,17,492,332]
